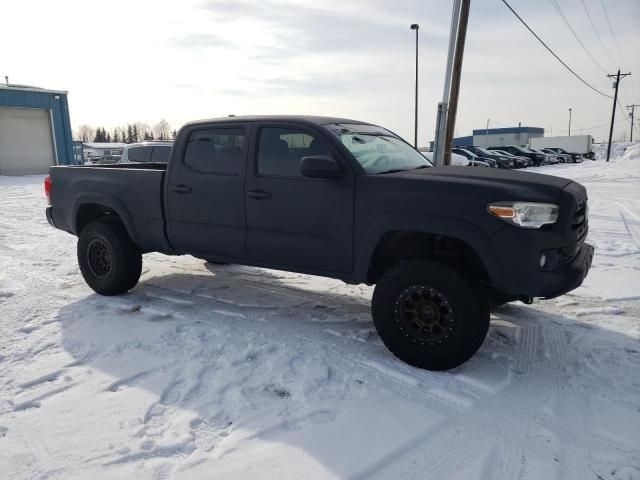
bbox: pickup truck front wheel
[77,220,142,296]
[372,260,489,371]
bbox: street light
[410,23,419,148]
[568,107,572,137]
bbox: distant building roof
[0,83,68,95]
[472,126,544,136]
[83,142,126,149]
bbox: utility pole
[606,69,631,162]
[627,104,639,142]
[568,108,572,136]
[410,24,420,148]
[485,119,489,147]
[433,0,470,166]
[443,0,471,164]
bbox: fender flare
[353,213,503,284]
[71,192,141,245]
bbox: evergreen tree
[113,130,119,143]
[127,125,134,144]
[133,124,139,143]
[106,132,112,142]
[171,129,177,140]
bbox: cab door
[244,122,355,273]
[165,123,249,259]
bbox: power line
[579,0,617,68]
[600,0,628,70]
[500,0,612,99]
[599,0,638,104]
[548,0,607,74]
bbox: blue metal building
[0,84,75,175]
[472,126,544,148]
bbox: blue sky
[2,0,638,144]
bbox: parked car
[452,148,497,168]
[45,115,593,371]
[528,147,559,165]
[422,151,468,166]
[487,149,532,168]
[85,155,122,165]
[545,147,583,163]
[488,145,545,166]
[463,146,515,169]
[119,141,173,164]
[541,149,572,163]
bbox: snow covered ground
[1,147,639,480]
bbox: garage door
[0,107,55,175]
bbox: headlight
[487,202,559,228]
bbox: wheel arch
[354,214,503,285]
[72,193,140,245]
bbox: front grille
[572,198,589,247]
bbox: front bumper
[488,180,593,299]
[539,242,593,298]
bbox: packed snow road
[1,151,640,479]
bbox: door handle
[247,190,272,200]
[171,184,192,194]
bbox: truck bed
[48,163,171,252]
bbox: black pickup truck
[46,115,593,370]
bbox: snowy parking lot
[1,148,639,480]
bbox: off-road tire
[372,259,490,371]
[77,220,142,296]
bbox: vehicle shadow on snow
[55,264,640,476]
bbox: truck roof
[183,115,375,128]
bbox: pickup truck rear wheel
[372,259,489,371]
[77,220,142,296]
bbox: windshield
[326,123,432,174]
[475,147,496,156]
[510,146,531,154]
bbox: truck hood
[379,166,572,202]
[356,166,578,237]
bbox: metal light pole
[568,108,572,136]
[410,24,419,148]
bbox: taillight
[44,175,52,205]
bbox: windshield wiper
[377,165,430,175]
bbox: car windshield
[326,123,432,174]
[493,150,511,156]
[475,147,495,156]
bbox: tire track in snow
[544,326,593,480]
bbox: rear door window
[151,145,171,162]
[127,146,151,162]
[184,128,245,174]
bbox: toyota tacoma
[45,116,593,370]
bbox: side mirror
[300,155,343,179]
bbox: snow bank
[2,159,640,479]
[593,141,639,161]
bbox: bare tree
[135,122,151,141]
[75,125,95,142]
[153,119,171,140]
